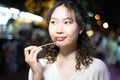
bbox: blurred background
[0,0,120,80]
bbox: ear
[79,23,85,34]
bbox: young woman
[24,0,111,80]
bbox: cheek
[48,26,55,39]
[66,27,79,35]
[67,28,79,40]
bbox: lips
[56,37,66,41]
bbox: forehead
[51,4,75,19]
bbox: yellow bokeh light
[86,29,94,37]
[97,20,102,26]
[94,14,100,20]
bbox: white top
[28,58,111,80]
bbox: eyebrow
[51,17,73,21]
[65,17,73,21]
[50,17,57,20]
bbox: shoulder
[89,58,109,72]
[89,58,111,79]
[86,58,110,75]
[91,58,108,69]
[92,58,106,65]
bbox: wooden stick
[40,41,55,47]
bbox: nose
[56,23,63,34]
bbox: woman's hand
[24,46,43,74]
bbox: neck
[57,45,78,61]
[56,40,78,61]
[56,47,77,70]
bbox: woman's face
[49,5,79,47]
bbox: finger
[29,46,41,56]
[24,46,37,58]
[24,46,37,53]
[27,46,42,58]
[32,47,43,60]
[25,47,43,63]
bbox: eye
[50,21,56,24]
[64,20,72,24]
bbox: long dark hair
[39,0,95,70]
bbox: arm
[28,68,44,80]
[24,46,44,80]
[32,72,44,80]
